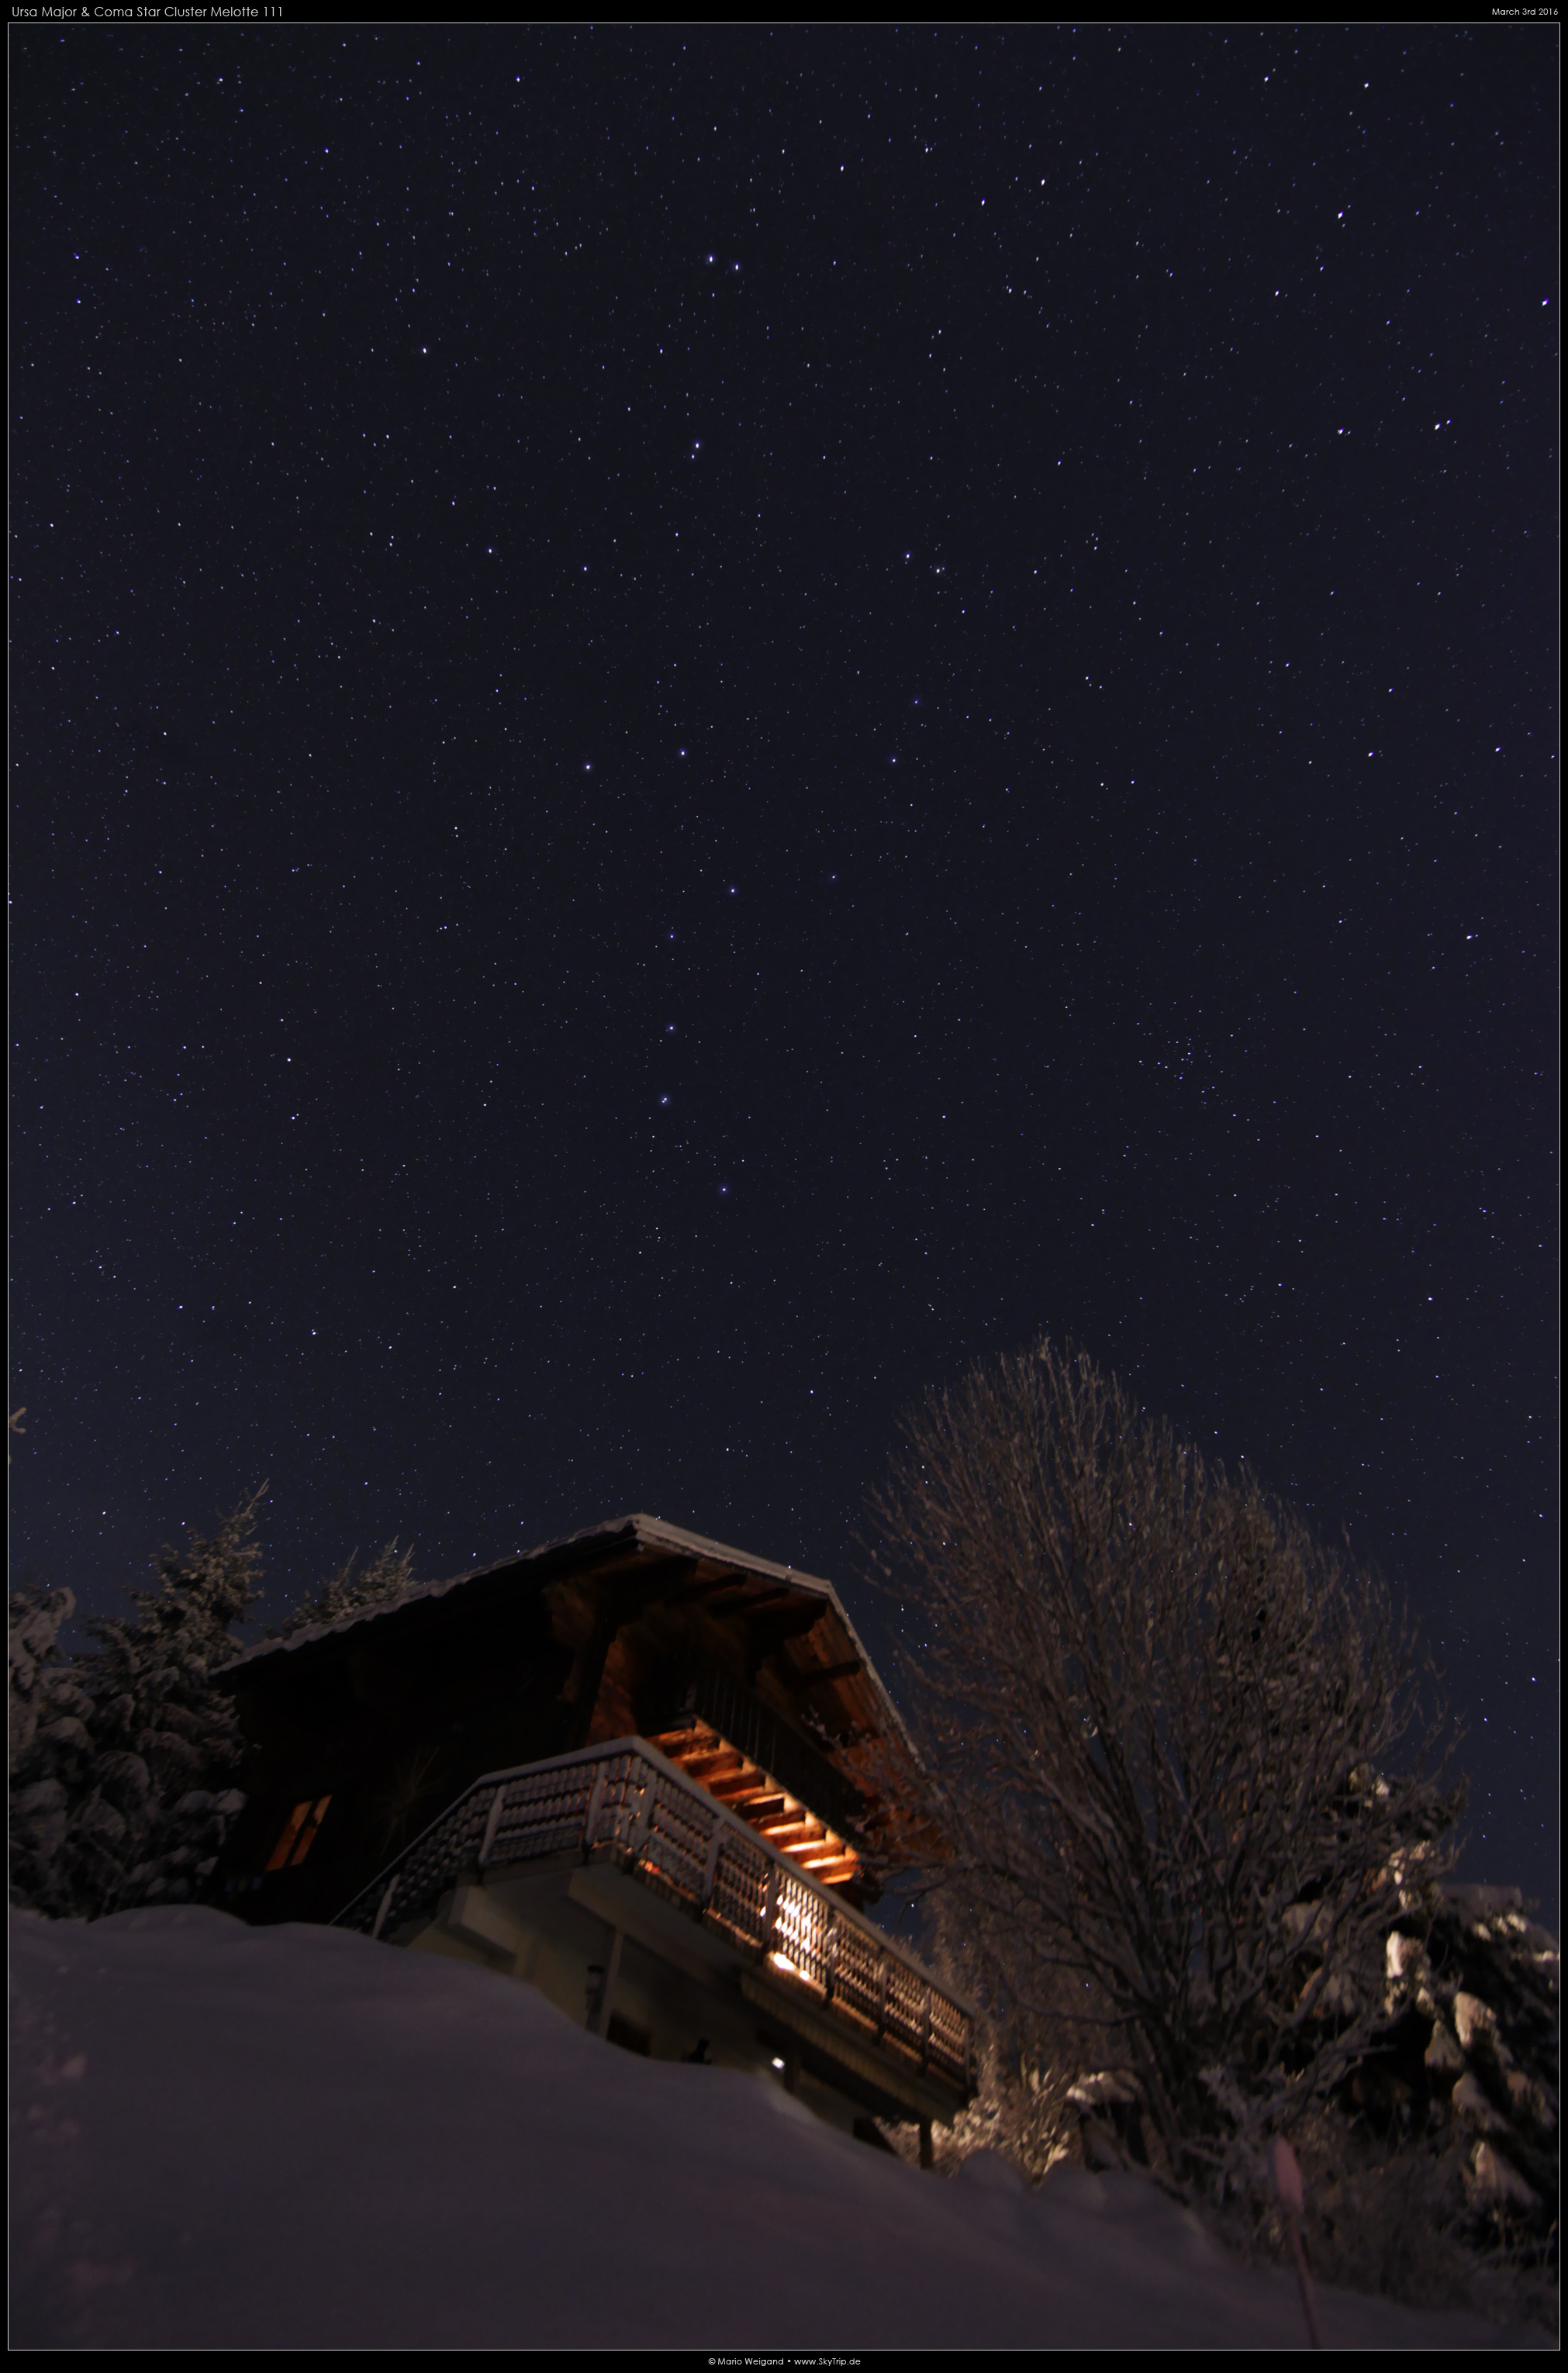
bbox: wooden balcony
[333,1737,974,2119]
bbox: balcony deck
[333,1736,974,2118]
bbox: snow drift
[9,1907,1549,2351]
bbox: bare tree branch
[862,1337,1467,2202]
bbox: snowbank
[9,1908,1549,2350]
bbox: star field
[9,26,1557,1916]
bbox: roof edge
[219,1512,885,1701]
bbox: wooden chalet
[216,1515,972,2149]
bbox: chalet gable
[218,1515,926,1918]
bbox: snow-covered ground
[9,1907,1550,2350]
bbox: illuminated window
[265,1796,333,1872]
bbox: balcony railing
[333,1736,973,2101]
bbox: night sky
[11,26,1558,1919]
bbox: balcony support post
[588,1922,624,2038]
[478,1784,506,1870]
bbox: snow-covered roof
[221,1513,917,1761]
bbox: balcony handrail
[332,1734,974,2098]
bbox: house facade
[216,1515,973,2150]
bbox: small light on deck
[771,2057,786,2071]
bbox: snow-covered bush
[881,1882,1114,2182]
[903,1871,1558,2331]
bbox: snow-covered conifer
[67,1486,268,1913]
[9,1584,98,1914]
[275,1538,418,1637]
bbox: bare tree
[863,1338,1466,2205]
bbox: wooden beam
[748,1601,827,1644]
[668,1756,749,1789]
[708,1784,786,1814]
[785,1657,864,1694]
[699,1582,796,1616]
[662,1568,752,1606]
[675,1746,746,1775]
